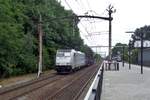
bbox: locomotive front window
[57,52,64,57]
[57,52,71,57]
[64,52,71,57]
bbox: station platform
[101,63,150,100]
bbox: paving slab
[101,63,150,100]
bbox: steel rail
[0,73,61,99]
[48,64,100,100]
[73,63,102,100]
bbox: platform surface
[101,63,150,100]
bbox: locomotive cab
[55,50,74,73]
[55,49,86,73]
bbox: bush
[11,68,25,76]
[0,66,13,78]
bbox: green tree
[112,43,128,61]
[129,25,150,65]
[0,0,95,78]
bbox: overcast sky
[59,0,150,56]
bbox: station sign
[134,40,150,47]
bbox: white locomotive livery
[55,49,86,73]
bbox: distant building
[138,48,150,66]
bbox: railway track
[48,64,100,100]
[0,63,101,100]
[22,63,101,100]
[0,73,63,100]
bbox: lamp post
[125,31,144,74]
[140,32,144,74]
[128,40,132,70]
[122,46,125,67]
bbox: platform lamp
[128,40,132,70]
[126,31,144,74]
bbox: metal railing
[105,61,119,71]
[84,62,104,100]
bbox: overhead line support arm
[49,15,112,21]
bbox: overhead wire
[76,0,102,45]
[84,12,98,40]
[63,0,110,55]
[86,0,92,10]
[64,0,109,47]
[76,0,105,36]
[74,0,97,44]
[63,0,95,45]
[64,0,73,11]
[80,31,93,45]
[74,0,87,13]
[84,0,98,34]
[76,1,98,40]
[80,22,92,39]
[85,31,108,37]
